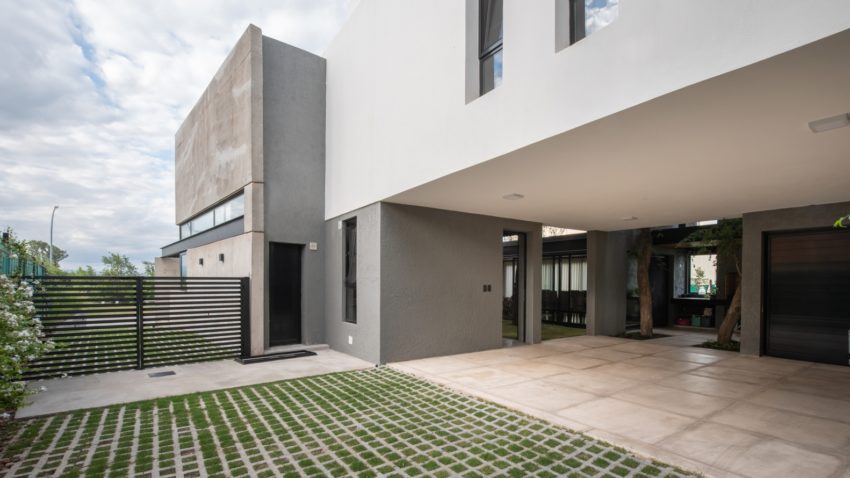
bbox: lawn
[0,368,695,477]
[502,321,586,341]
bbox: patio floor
[392,331,850,478]
[18,347,373,418]
[1,367,696,478]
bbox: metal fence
[25,276,249,380]
[1,244,46,277]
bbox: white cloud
[0,0,348,271]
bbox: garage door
[765,229,850,365]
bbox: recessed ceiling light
[503,193,524,200]
[621,216,638,221]
[809,113,850,133]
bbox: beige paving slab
[652,348,731,364]
[747,389,850,424]
[712,356,811,376]
[659,422,762,472]
[531,353,609,370]
[711,402,850,450]
[560,335,630,348]
[453,349,525,366]
[486,378,598,412]
[658,372,764,399]
[593,362,681,382]
[625,355,707,372]
[609,341,679,355]
[614,384,734,418]
[556,397,695,444]
[727,439,843,478]
[573,347,642,362]
[499,344,564,359]
[536,340,589,353]
[690,364,783,386]
[441,366,531,390]
[545,370,642,396]
[397,355,480,374]
[495,360,574,379]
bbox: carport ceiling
[388,29,850,231]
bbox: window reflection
[178,194,245,240]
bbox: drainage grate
[147,371,176,378]
[236,350,317,365]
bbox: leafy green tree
[143,261,155,277]
[680,219,743,345]
[67,265,97,276]
[25,240,67,266]
[101,252,138,276]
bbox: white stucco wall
[324,0,850,219]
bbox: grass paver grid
[0,368,696,477]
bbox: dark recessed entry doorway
[269,242,302,347]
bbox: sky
[0,0,352,271]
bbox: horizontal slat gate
[24,276,249,380]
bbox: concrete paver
[392,329,850,478]
[19,348,372,418]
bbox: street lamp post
[49,205,59,267]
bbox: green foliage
[143,261,155,277]
[680,218,743,270]
[0,272,55,409]
[697,340,740,352]
[24,240,67,266]
[101,252,138,276]
[67,265,97,276]
[835,214,850,228]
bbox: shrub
[0,274,54,410]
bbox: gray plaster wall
[740,201,850,356]
[261,36,327,346]
[379,204,542,363]
[175,25,263,224]
[324,203,382,364]
[586,230,630,336]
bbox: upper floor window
[479,0,503,95]
[570,0,619,44]
[179,194,245,240]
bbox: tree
[680,219,743,345]
[636,228,653,338]
[25,240,67,266]
[143,261,155,277]
[101,252,138,276]
[68,265,97,276]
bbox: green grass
[0,368,698,477]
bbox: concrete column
[586,230,628,336]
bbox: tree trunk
[637,228,653,338]
[717,276,741,344]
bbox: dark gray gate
[25,276,250,380]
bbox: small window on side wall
[570,0,619,45]
[479,0,503,95]
[343,218,357,324]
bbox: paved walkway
[392,332,850,478]
[19,348,372,418]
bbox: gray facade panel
[378,204,542,363]
[740,201,850,356]
[586,230,630,336]
[261,37,328,346]
[325,204,382,364]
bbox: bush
[0,275,54,410]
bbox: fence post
[135,277,144,369]
[240,277,251,359]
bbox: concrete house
[160,1,850,366]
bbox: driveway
[392,332,850,478]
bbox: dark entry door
[765,229,850,365]
[269,243,302,346]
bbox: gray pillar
[586,230,628,336]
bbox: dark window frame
[479,0,503,95]
[343,218,357,324]
[569,0,586,44]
